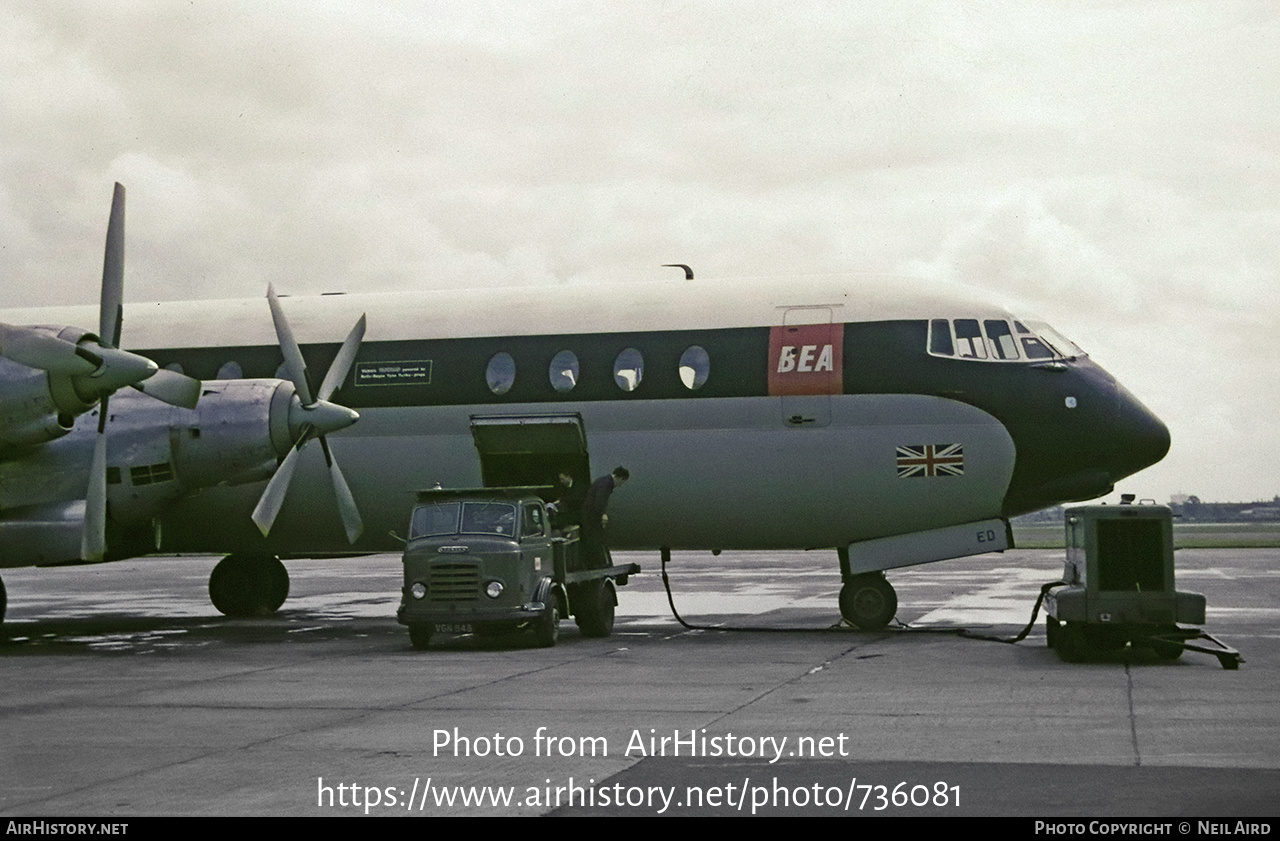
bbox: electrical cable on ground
[660,549,1068,643]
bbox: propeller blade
[319,436,363,543]
[250,441,304,537]
[81,405,108,562]
[99,183,125,349]
[131,368,201,409]
[0,324,100,375]
[266,284,313,406]
[316,314,366,402]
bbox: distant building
[1011,496,1280,525]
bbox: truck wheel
[574,580,615,638]
[408,624,433,650]
[534,603,560,648]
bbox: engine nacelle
[0,325,159,452]
[167,378,297,489]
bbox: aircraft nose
[1106,381,1170,482]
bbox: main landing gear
[209,553,289,617]
[836,547,898,630]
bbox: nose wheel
[838,572,898,630]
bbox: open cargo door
[469,414,591,491]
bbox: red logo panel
[767,323,843,396]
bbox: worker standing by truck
[581,466,629,569]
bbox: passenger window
[486,352,516,395]
[613,348,644,392]
[953,320,987,359]
[983,320,1019,360]
[679,346,710,390]
[549,350,579,392]
[929,320,954,356]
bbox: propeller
[250,285,365,543]
[76,183,202,561]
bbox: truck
[395,486,640,649]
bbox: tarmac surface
[1,547,1277,817]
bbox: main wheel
[408,624,433,650]
[209,554,290,617]
[839,574,898,630]
[574,579,616,638]
[533,602,560,648]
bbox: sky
[0,1,1276,504]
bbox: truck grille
[429,563,479,601]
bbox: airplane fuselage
[0,275,1169,562]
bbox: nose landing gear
[836,547,898,630]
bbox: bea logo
[776,344,835,374]
[768,323,843,396]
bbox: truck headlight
[485,580,504,599]
[410,582,427,600]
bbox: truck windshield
[409,500,519,538]
[461,501,517,536]
[410,502,461,538]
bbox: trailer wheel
[839,573,897,630]
[533,603,560,648]
[1055,623,1088,663]
[408,624,433,650]
[1150,639,1183,661]
[1045,615,1060,649]
[574,579,616,638]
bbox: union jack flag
[896,444,964,478]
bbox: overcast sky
[1,1,1276,504]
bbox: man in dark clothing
[580,466,629,569]
[547,470,586,529]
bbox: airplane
[0,184,1171,631]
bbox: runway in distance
[0,185,1170,629]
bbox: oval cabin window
[679,346,710,390]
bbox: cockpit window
[928,318,1085,363]
[953,319,987,359]
[1014,321,1056,359]
[928,320,954,356]
[984,320,1019,360]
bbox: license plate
[434,623,472,634]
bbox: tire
[1045,615,1060,649]
[209,554,289,617]
[1056,623,1088,663]
[574,579,616,638]
[408,624,433,650]
[533,602,560,648]
[0,574,6,625]
[839,574,898,630]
